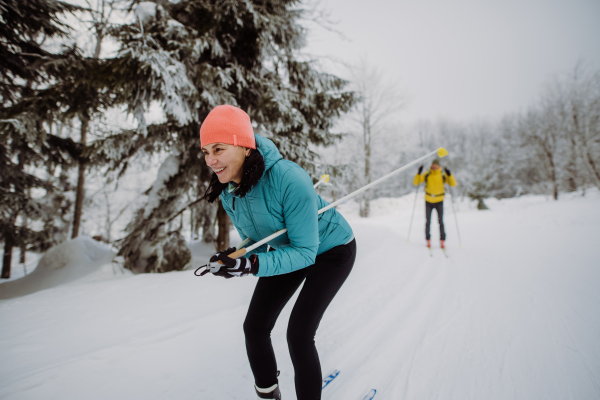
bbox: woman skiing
[200,105,356,400]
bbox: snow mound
[37,235,114,270]
[0,236,116,300]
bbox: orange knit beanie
[199,105,256,149]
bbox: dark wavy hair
[204,146,266,203]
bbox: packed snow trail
[318,194,600,399]
[1,192,599,399]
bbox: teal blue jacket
[220,135,354,277]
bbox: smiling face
[202,143,251,184]
[431,163,440,171]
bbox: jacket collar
[255,134,283,173]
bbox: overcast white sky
[304,0,600,124]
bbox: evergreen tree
[0,0,81,105]
[96,0,355,273]
[0,0,127,278]
[0,0,83,278]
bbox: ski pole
[236,174,330,250]
[313,174,330,189]
[447,186,462,247]
[406,182,420,243]
[202,148,448,273]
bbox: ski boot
[440,240,445,249]
[255,383,282,400]
[426,239,431,248]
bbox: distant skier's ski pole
[448,186,462,247]
[202,148,448,273]
[406,182,420,243]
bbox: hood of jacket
[255,134,283,173]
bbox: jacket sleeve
[447,173,457,187]
[254,167,319,277]
[413,173,425,186]
[220,196,269,255]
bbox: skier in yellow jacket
[413,159,457,249]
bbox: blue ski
[361,389,377,399]
[322,369,340,390]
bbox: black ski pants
[425,201,446,240]
[243,239,356,400]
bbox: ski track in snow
[1,192,600,399]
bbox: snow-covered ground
[1,191,599,399]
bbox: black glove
[444,167,451,176]
[210,249,259,278]
[197,247,236,278]
[417,165,424,174]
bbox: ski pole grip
[216,247,247,265]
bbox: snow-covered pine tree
[0,0,81,105]
[67,0,130,240]
[99,0,355,273]
[1,0,143,277]
[0,0,84,278]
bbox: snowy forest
[2,0,600,279]
[2,1,600,399]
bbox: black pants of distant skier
[425,201,446,240]
[244,239,356,400]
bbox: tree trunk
[2,235,13,279]
[215,199,230,252]
[547,151,559,200]
[190,206,197,240]
[201,201,216,244]
[20,213,27,266]
[566,123,581,191]
[3,151,26,278]
[582,144,600,189]
[72,117,88,238]
[571,105,600,189]
[361,119,371,218]
[103,191,111,243]
[535,132,559,201]
[94,31,104,59]
[363,149,370,217]
[19,246,26,264]
[361,192,370,218]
